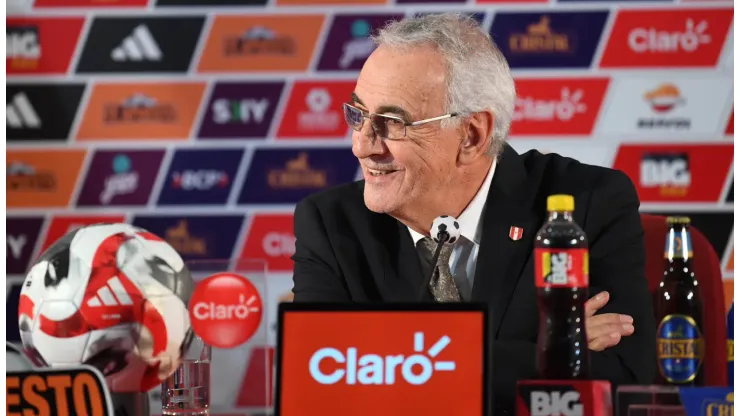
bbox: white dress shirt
[407,160,497,300]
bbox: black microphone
[418,215,461,301]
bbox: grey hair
[371,13,516,157]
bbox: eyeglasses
[343,103,458,140]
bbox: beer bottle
[728,302,734,387]
[535,194,590,379]
[654,216,705,386]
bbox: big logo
[278,309,485,415]
[157,148,244,205]
[490,12,609,69]
[612,144,733,203]
[7,17,84,75]
[600,8,733,68]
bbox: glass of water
[162,335,212,415]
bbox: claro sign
[309,333,456,385]
[277,309,486,416]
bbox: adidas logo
[86,276,134,307]
[7,92,41,129]
[111,25,162,62]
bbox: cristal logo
[309,332,455,386]
[628,19,711,53]
[262,232,295,257]
[514,88,586,122]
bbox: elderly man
[291,13,655,413]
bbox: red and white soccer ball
[17,223,195,393]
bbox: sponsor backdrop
[6,0,734,413]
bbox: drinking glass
[161,335,212,415]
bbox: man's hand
[585,291,634,352]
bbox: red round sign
[189,273,263,348]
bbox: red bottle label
[535,248,589,288]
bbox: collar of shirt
[407,158,497,246]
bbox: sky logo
[309,332,455,386]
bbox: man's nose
[352,122,385,158]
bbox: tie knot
[418,237,454,266]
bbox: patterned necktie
[417,237,461,302]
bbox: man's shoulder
[298,180,366,214]
[517,148,635,196]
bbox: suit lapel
[472,144,542,337]
[367,211,430,302]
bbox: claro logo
[629,19,711,53]
[309,332,455,385]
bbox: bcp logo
[279,310,484,415]
[509,78,609,136]
[613,144,733,203]
[189,272,263,348]
[239,214,295,272]
[600,9,733,68]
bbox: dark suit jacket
[291,143,657,414]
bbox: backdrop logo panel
[198,81,285,139]
[279,310,485,415]
[239,214,295,272]
[132,215,245,262]
[316,14,405,71]
[76,82,206,140]
[7,17,84,75]
[598,76,733,137]
[198,15,325,72]
[34,0,149,7]
[7,149,87,208]
[238,148,358,204]
[6,84,86,142]
[157,148,245,205]
[157,0,268,5]
[599,8,733,68]
[75,16,205,73]
[76,149,166,206]
[7,217,44,275]
[509,77,609,136]
[277,80,356,139]
[40,214,128,253]
[490,11,609,68]
[276,0,387,6]
[613,144,733,203]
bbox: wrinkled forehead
[354,45,448,119]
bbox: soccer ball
[17,223,195,393]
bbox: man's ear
[458,110,495,164]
